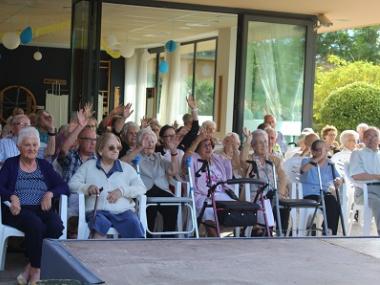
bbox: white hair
[251,129,268,147]
[356,123,369,132]
[339,130,359,146]
[201,120,216,130]
[137,127,157,145]
[17,126,40,146]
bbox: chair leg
[0,235,8,271]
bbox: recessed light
[185,23,210,27]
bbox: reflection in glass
[244,22,306,136]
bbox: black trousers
[1,205,63,267]
[304,193,340,235]
[146,185,178,238]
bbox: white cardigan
[68,159,146,214]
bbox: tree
[313,56,380,128]
[319,82,380,131]
[317,26,380,64]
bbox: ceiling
[160,0,380,32]
[0,0,379,50]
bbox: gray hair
[201,120,217,130]
[356,123,369,133]
[17,126,40,146]
[122,121,139,136]
[251,129,268,146]
[137,127,157,145]
[339,130,359,146]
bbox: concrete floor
[57,237,380,285]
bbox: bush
[320,82,380,130]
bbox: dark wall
[0,45,124,109]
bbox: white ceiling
[0,0,379,49]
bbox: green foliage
[320,82,380,130]
[195,79,214,116]
[314,58,380,128]
[317,26,380,64]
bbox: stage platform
[41,237,380,284]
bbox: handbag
[215,200,260,227]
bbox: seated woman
[300,139,343,235]
[240,129,289,234]
[321,125,340,157]
[134,128,179,237]
[187,133,235,237]
[215,132,242,178]
[69,132,146,239]
[0,127,69,285]
[331,130,359,169]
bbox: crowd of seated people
[2,97,380,283]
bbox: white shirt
[349,147,380,183]
[0,136,19,164]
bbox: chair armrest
[136,194,147,237]
[77,193,87,239]
[59,195,68,239]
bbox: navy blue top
[15,166,48,205]
[0,155,69,202]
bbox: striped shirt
[15,166,48,205]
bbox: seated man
[349,127,380,236]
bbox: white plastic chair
[77,193,147,239]
[0,195,68,270]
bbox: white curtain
[158,46,183,125]
[125,49,149,122]
[45,92,68,127]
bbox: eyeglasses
[107,145,121,152]
[79,137,97,142]
[13,122,30,127]
[162,134,176,138]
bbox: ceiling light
[185,23,210,27]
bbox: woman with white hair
[134,128,179,237]
[331,130,359,172]
[0,127,69,285]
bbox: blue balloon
[165,40,177,53]
[159,60,169,73]
[20,26,33,44]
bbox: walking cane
[329,161,347,236]
[89,187,103,239]
[316,164,329,235]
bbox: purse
[215,200,260,227]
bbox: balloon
[2,32,20,50]
[120,46,135,58]
[20,26,33,44]
[165,40,177,53]
[106,48,120,59]
[33,51,42,61]
[159,60,169,73]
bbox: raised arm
[60,109,88,156]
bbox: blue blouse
[15,166,48,205]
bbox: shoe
[16,273,28,285]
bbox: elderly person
[188,133,235,237]
[300,140,342,235]
[178,96,199,152]
[321,125,340,157]
[0,127,69,285]
[35,110,56,161]
[331,130,359,168]
[134,128,179,237]
[0,114,30,166]
[264,114,287,153]
[69,133,146,239]
[215,132,242,178]
[240,129,289,235]
[349,127,380,235]
[119,121,139,158]
[356,123,369,144]
[265,127,283,158]
[157,125,184,173]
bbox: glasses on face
[312,147,324,152]
[163,134,175,138]
[79,137,97,142]
[14,122,30,127]
[107,145,121,152]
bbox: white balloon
[33,51,42,61]
[120,46,135,58]
[2,32,20,50]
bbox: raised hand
[242,127,252,144]
[83,102,94,119]
[41,112,55,132]
[77,109,88,127]
[186,95,197,110]
[140,116,151,129]
[123,103,134,119]
[110,105,124,116]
